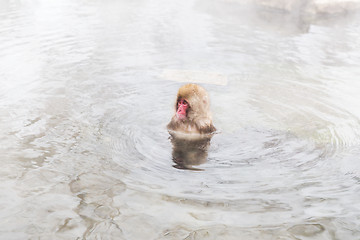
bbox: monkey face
[176,98,189,120]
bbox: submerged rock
[255,0,360,18]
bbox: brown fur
[167,84,216,134]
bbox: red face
[176,98,189,120]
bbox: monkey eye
[178,99,189,106]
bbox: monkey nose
[178,108,185,114]
[176,105,187,119]
[177,105,186,114]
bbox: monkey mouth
[176,113,186,120]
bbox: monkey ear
[202,96,208,105]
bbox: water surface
[1,0,360,239]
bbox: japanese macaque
[167,84,216,134]
[167,84,216,170]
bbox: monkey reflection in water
[169,133,213,170]
[167,84,216,170]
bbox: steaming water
[1,0,360,239]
